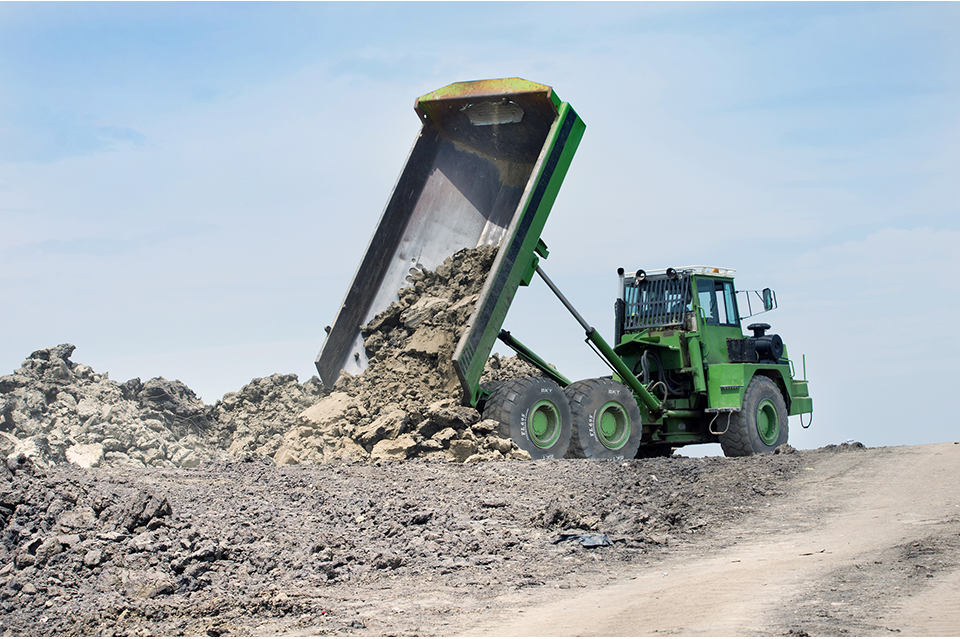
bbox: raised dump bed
[316,78,585,405]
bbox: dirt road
[462,442,960,636]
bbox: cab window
[696,278,740,327]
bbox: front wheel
[564,378,643,460]
[720,375,789,456]
[483,377,572,459]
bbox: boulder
[273,448,299,466]
[448,439,478,462]
[432,427,457,446]
[76,398,101,420]
[58,507,98,533]
[400,296,448,328]
[10,436,57,469]
[353,408,409,448]
[298,392,354,435]
[424,399,480,431]
[483,435,514,455]
[403,327,452,357]
[370,434,419,461]
[66,443,104,468]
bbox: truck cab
[613,266,812,455]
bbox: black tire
[720,375,789,456]
[563,378,643,460]
[483,377,572,459]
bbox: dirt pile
[0,445,808,636]
[1,245,545,471]
[0,344,221,470]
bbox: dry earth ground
[2,442,958,637]
[460,441,960,637]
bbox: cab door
[694,277,742,365]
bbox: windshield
[623,274,692,331]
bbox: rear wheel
[564,378,643,460]
[720,375,789,456]
[483,377,572,459]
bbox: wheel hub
[756,398,780,445]
[596,402,630,450]
[528,400,562,449]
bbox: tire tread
[564,378,642,460]
[719,376,788,457]
[484,377,571,459]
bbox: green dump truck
[316,78,812,460]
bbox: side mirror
[762,288,775,311]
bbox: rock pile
[0,344,218,471]
[0,245,546,470]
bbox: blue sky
[2,2,958,453]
